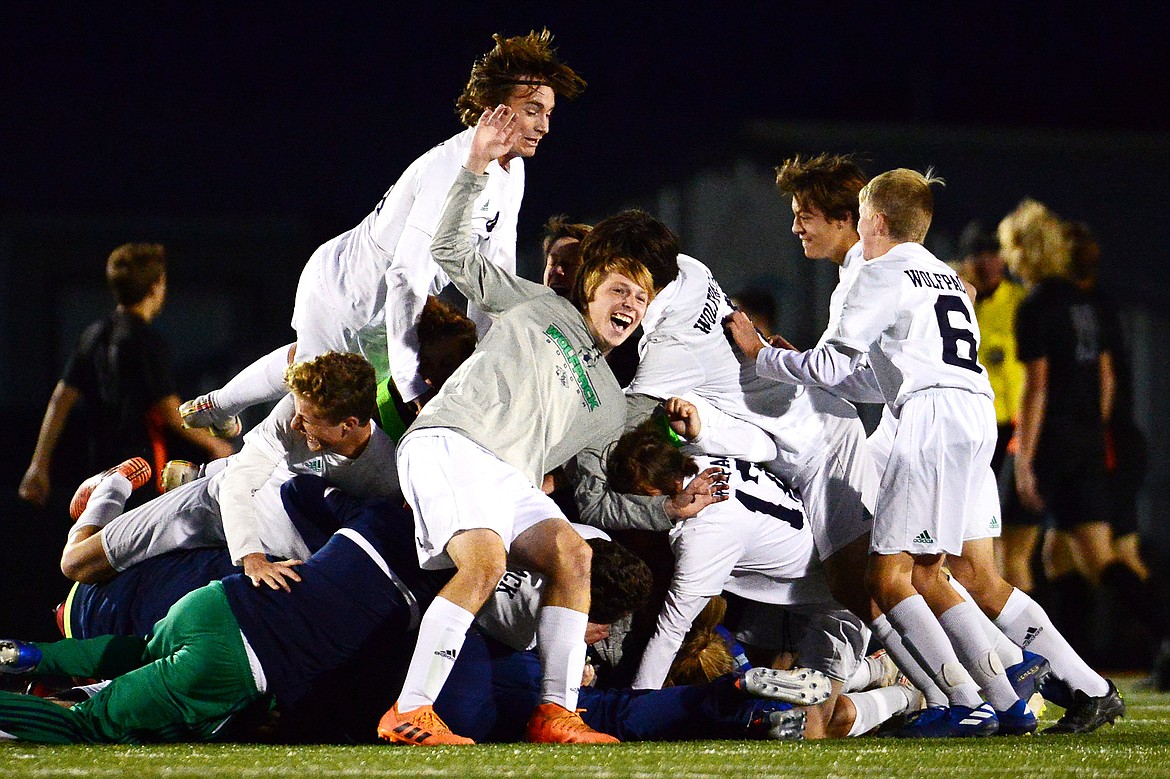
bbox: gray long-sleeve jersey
[405,167,626,488]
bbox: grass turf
[3,677,1169,778]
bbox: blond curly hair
[997,199,1072,284]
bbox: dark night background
[3,3,1170,645]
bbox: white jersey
[628,254,848,469]
[291,126,524,401]
[216,394,401,565]
[830,242,993,411]
[632,455,833,690]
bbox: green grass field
[3,677,1169,778]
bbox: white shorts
[869,409,1001,542]
[398,429,566,570]
[870,390,996,557]
[100,478,226,572]
[773,413,876,562]
[100,475,310,571]
[731,599,868,682]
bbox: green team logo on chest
[545,324,600,410]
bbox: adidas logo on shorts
[913,530,935,545]
[434,648,458,661]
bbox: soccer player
[0,487,449,745]
[566,207,879,639]
[178,31,584,434]
[374,106,710,746]
[19,243,233,508]
[726,169,1035,736]
[59,352,399,591]
[608,410,918,739]
[540,215,591,297]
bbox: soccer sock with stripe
[0,690,86,744]
[536,605,589,710]
[71,474,131,536]
[995,588,1109,697]
[396,596,475,712]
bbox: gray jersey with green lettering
[404,168,625,487]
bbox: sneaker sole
[741,667,832,705]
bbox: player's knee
[551,529,592,584]
[60,548,103,584]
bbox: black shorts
[1033,426,1109,532]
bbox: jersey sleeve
[218,397,293,565]
[830,261,902,353]
[631,523,741,689]
[430,168,546,314]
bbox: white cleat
[179,395,241,438]
[737,666,833,706]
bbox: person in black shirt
[19,243,233,508]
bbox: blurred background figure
[19,243,234,511]
[955,222,1029,588]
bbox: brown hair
[417,296,478,389]
[775,153,869,225]
[455,29,586,127]
[587,538,654,625]
[541,214,592,256]
[606,420,698,496]
[284,352,376,425]
[859,168,944,243]
[579,209,681,292]
[106,243,166,306]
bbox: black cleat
[1043,680,1125,734]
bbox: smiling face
[790,198,857,265]
[584,271,650,353]
[502,83,555,159]
[291,393,354,454]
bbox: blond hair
[860,168,944,243]
[997,199,1072,284]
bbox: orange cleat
[377,702,474,746]
[525,702,619,744]
[69,457,152,520]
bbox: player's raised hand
[467,105,519,174]
[664,397,702,440]
[665,466,729,521]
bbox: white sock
[845,686,919,736]
[887,595,983,708]
[536,606,589,710]
[212,343,292,417]
[396,597,475,711]
[938,601,1019,711]
[73,474,131,532]
[996,588,1109,697]
[844,654,886,692]
[869,613,948,708]
[948,577,1024,667]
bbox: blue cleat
[996,698,1039,735]
[0,640,42,674]
[1006,650,1051,716]
[889,702,999,738]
